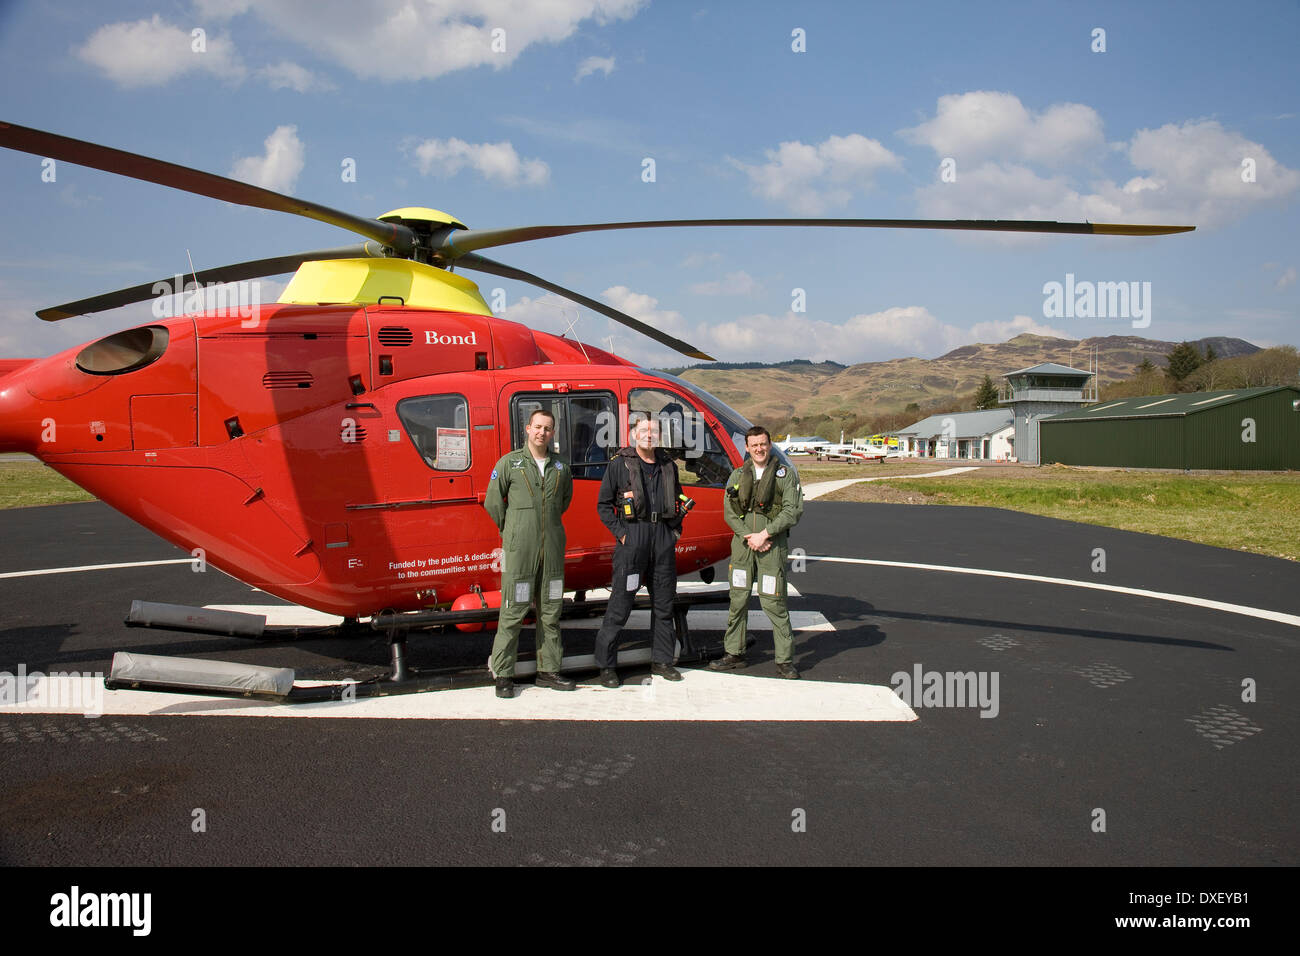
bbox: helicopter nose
[0,371,43,454]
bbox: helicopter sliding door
[502,387,620,571]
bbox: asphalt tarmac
[0,500,1295,868]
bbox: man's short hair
[745,425,770,443]
[528,408,555,426]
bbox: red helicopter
[0,121,1193,694]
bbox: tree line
[1101,344,1299,401]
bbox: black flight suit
[594,447,685,667]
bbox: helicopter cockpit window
[75,325,170,376]
[396,394,470,471]
[627,387,732,487]
[510,392,618,479]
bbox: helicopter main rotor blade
[456,252,717,362]
[440,218,1195,258]
[36,244,381,321]
[0,121,416,257]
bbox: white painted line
[803,467,978,500]
[0,672,916,722]
[806,555,1300,628]
[0,558,192,580]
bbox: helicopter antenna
[185,248,202,316]
[561,312,591,364]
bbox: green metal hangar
[1040,386,1300,469]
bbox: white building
[896,409,1015,460]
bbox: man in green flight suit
[484,408,576,699]
[709,425,804,679]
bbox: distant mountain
[675,334,1263,435]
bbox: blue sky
[0,0,1295,368]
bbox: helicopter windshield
[636,368,793,470]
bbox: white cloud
[908,98,1300,231]
[966,314,1071,343]
[901,91,1104,166]
[598,285,699,365]
[708,306,951,363]
[81,1,642,89]
[701,307,1076,363]
[257,60,335,92]
[193,0,255,16]
[731,134,901,213]
[57,184,100,209]
[598,287,1071,364]
[575,55,615,82]
[500,293,581,332]
[1276,266,1296,290]
[76,15,246,87]
[413,138,549,187]
[502,288,681,362]
[199,0,646,82]
[680,251,722,268]
[602,285,689,332]
[914,162,1112,224]
[231,126,305,193]
[689,271,757,296]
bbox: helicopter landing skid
[104,633,751,705]
[372,590,731,683]
[108,591,745,704]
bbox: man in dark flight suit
[593,417,687,687]
[484,408,575,699]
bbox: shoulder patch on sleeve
[555,461,563,470]
[490,469,498,480]
[776,466,787,478]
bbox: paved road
[0,500,1295,867]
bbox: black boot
[536,671,577,691]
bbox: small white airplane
[815,436,901,462]
[775,435,831,456]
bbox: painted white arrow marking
[803,467,979,500]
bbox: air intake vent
[377,327,413,347]
[262,371,314,389]
[342,424,367,443]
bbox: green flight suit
[722,459,804,663]
[484,447,574,676]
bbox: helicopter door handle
[346,402,377,409]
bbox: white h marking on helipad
[0,672,916,722]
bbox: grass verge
[0,460,95,509]
[821,467,1300,562]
